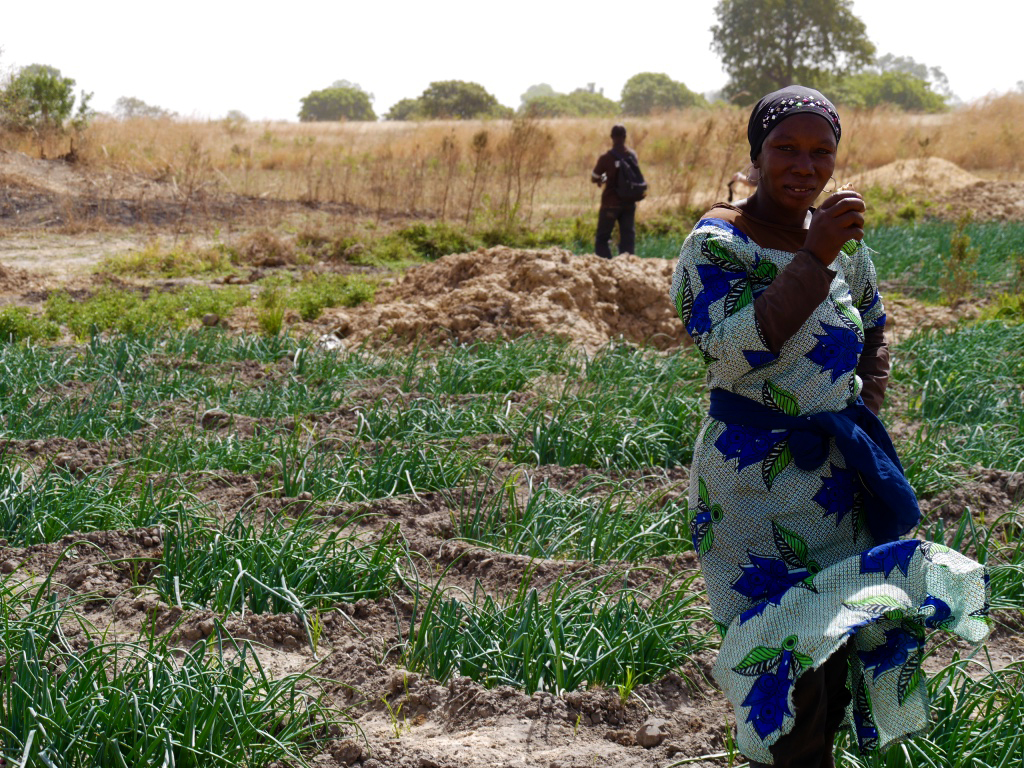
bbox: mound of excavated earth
[322,247,687,351]
[846,157,982,195]
[845,157,1024,221]
[935,179,1024,222]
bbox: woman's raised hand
[804,190,866,266]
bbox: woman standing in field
[669,86,990,767]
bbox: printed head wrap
[748,86,841,163]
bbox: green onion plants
[271,438,480,501]
[452,473,690,562]
[0,586,346,768]
[407,337,578,395]
[155,509,403,616]
[506,344,706,469]
[133,430,282,474]
[404,570,713,695]
[868,220,1024,300]
[836,659,1024,768]
[892,321,1024,473]
[509,385,702,469]
[353,395,511,442]
[0,463,199,546]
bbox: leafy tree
[298,85,375,122]
[875,54,954,102]
[828,53,950,111]
[520,83,557,107]
[114,96,173,119]
[1,64,92,134]
[834,71,946,112]
[417,80,511,119]
[620,73,706,115]
[330,79,369,93]
[711,0,875,101]
[521,89,619,118]
[384,97,423,121]
[566,89,620,116]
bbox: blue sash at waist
[708,388,919,543]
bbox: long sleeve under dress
[670,209,990,763]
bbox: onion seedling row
[0,585,345,768]
[452,474,690,562]
[156,511,404,614]
[404,571,713,695]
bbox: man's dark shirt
[592,144,639,208]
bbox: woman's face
[753,112,837,221]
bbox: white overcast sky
[1,0,1020,121]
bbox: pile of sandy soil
[322,247,687,351]
[846,157,982,195]
[845,157,1024,222]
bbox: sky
[1,0,1021,121]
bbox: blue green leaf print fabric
[669,218,990,763]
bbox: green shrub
[359,236,418,267]
[396,222,481,260]
[44,285,249,337]
[861,185,932,227]
[978,292,1024,324]
[637,213,702,238]
[100,241,237,277]
[256,282,287,335]
[298,85,375,122]
[291,274,377,321]
[620,72,706,115]
[295,227,360,262]
[0,306,60,342]
[940,213,979,305]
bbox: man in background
[591,124,642,258]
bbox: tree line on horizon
[294,0,966,123]
[3,0,1024,138]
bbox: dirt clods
[324,247,687,351]
[635,717,672,748]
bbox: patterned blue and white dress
[670,216,990,762]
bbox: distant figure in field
[591,124,646,258]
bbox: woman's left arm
[849,247,889,414]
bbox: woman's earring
[747,165,760,183]
[826,176,837,194]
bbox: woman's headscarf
[748,86,841,163]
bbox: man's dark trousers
[595,203,636,258]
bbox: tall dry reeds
[834,94,1024,177]
[3,95,1021,227]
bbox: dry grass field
[0,100,1023,768]
[6,93,1024,227]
